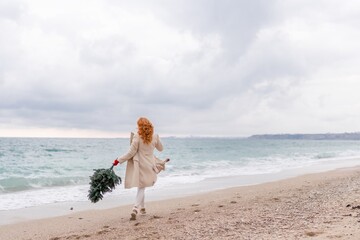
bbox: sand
[1,167,360,240]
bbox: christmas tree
[88,160,121,203]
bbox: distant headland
[248,132,360,140]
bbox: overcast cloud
[1,0,360,137]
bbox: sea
[1,137,360,213]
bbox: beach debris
[87,160,122,203]
[346,204,351,207]
[351,205,360,209]
[70,207,73,210]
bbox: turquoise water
[1,137,360,210]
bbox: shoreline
[1,166,360,239]
[1,157,360,226]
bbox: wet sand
[1,166,360,239]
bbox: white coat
[117,133,163,189]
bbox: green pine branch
[88,166,122,203]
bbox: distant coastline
[248,132,360,140]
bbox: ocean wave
[44,148,77,153]
[0,184,90,210]
[0,176,88,193]
[314,153,337,159]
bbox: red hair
[137,117,154,144]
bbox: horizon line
[1,132,360,139]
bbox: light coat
[117,133,163,189]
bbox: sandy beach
[1,167,360,240]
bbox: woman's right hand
[113,159,120,166]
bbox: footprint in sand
[305,231,323,237]
[97,229,109,235]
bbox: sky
[1,0,360,138]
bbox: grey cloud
[154,0,276,61]
[1,0,360,136]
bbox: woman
[115,117,164,220]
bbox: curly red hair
[137,117,154,144]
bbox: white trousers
[134,187,145,209]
